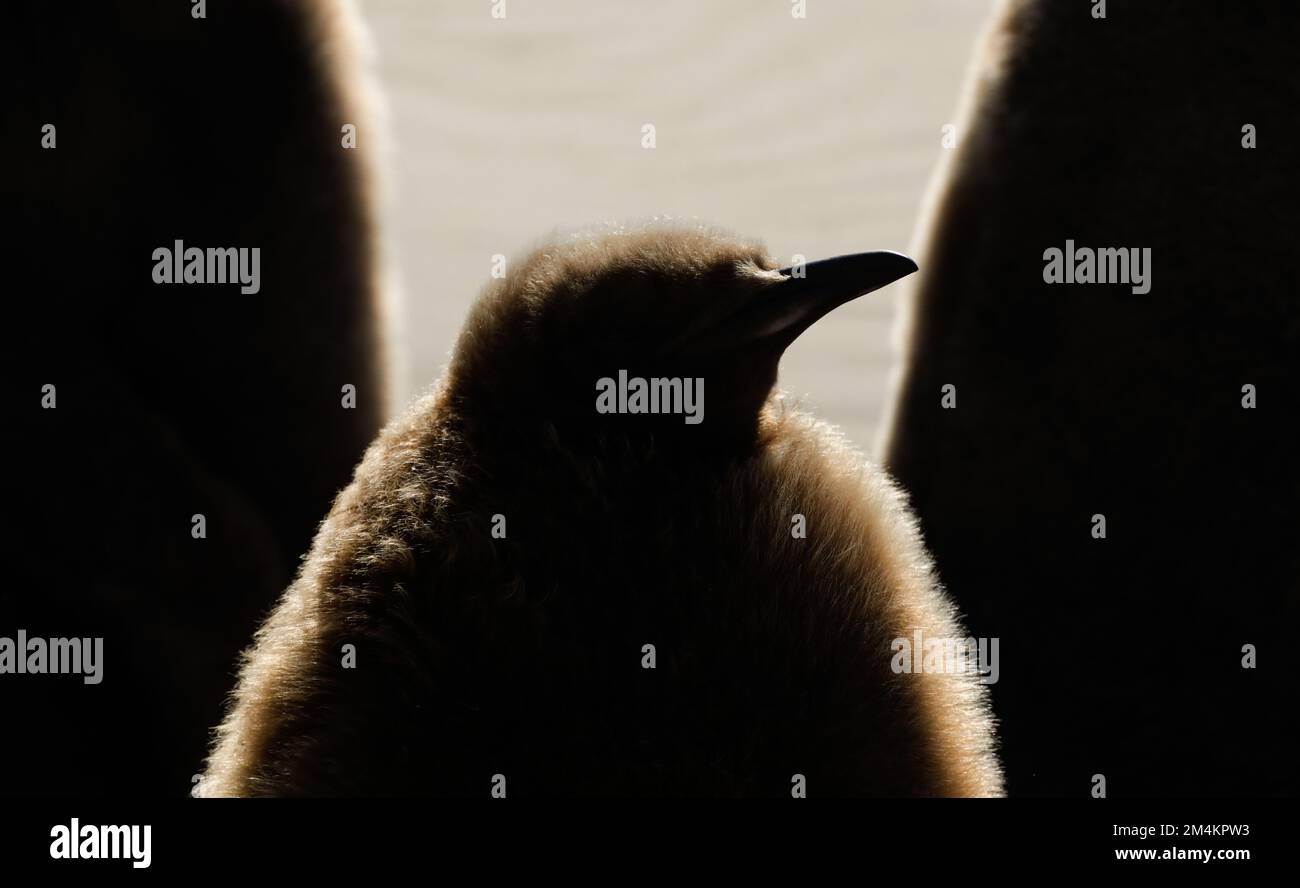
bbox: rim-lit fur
[203,227,1002,797]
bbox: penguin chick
[2,0,388,795]
[880,0,1299,796]
[202,226,1003,797]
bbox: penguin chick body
[203,227,1002,797]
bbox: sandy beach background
[355,0,992,454]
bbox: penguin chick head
[446,224,916,453]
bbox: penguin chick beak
[665,250,918,359]
[765,250,919,344]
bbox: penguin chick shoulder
[202,225,1003,797]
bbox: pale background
[356,0,992,454]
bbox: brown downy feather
[203,226,1001,797]
[3,0,388,795]
[881,0,1298,795]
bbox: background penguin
[1,0,388,794]
[201,226,1003,797]
[880,0,1299,795]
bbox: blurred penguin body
[3,0,388,794]
[203,228,1001,797]
[882,0,1298,795]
